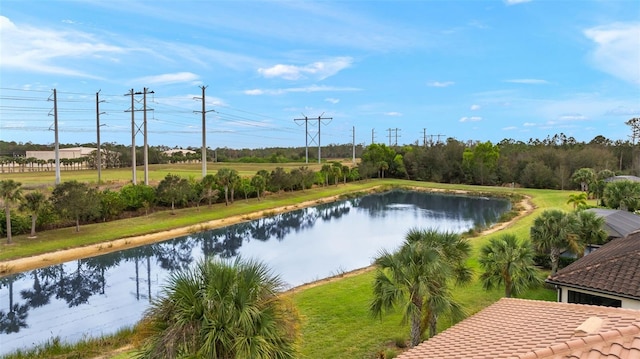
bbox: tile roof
[396,298,640,359]
[586,208,640,239]
[546,232,640,299]
[605,176,640,183]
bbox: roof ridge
[517,322,640,358]
[501,298,640,315]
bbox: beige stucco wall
[558,286,640,310]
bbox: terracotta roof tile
[396,298,640,359]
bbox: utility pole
[387,128,400,146]
[436,134,445,144]
[48,89,60,185]
[194,86,214,178]
[126,89,136,184]
[423,128,427,147]
[96,90,106,183]
[139,88,154,185]
[371,128,375,145]
[294,113,332,163]
[125,88,153,185]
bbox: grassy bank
[1,180,576,358]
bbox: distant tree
[137,257,299,358]
[215,168,240,205]
[341,165,351,184]
[299,166,315,190]
[321,164,332,186]
[0,179,23,243]
[479,234,542,298]
[331,162,342,186]
[567,192,588,210]
[51,180,100,232]
[462,141,500,185]
[519,161,557,189]
[200,174,219,207]
[119,184,156,211]
[156,174,191,214]
[360,143,396,179]
[571,168,596,192]
[603,180,640,211]
[530,209,581,275]
[251,172,267,200]
[575,210,608,248]
[19,191,47,237]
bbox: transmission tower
[294,113,332,163]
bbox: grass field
[0,164,580,359]
[0,161,333,189]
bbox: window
[567,290,621,307]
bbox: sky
[0,0,639,149]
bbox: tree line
[358,133,638,189]
[0,162,359,241]
[2,130,639,186]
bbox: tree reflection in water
[0,190,510,355]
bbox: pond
[0,190,511,355]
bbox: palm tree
[530,209,581,275]
[575,210,608,249]
[567,192,588,210]
[137,257,299,359]
[370,228,471,347]
[479,234,542,298]
[19,191,47,238]
[571,167,595,192]
[215,167,239,206]
[0,179,23,244]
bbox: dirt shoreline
[0,189,534,285]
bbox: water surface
[0,190,510,355]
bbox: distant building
[547,232,640,310]
[25,147,96,161]
[163,149,196,156]
[586,208,640,239]
[604,175,640,183]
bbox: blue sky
[1,0,639,149]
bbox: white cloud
[504,79,549,84]
[606,106,640,116]
[584,22,640,85]
[244,89,264,95]
[470,104,481,111]
[459,116,482,122]
[558,114,587,121]
[427,81,455,87]
[258,57,353,80]
[325,98,340,104]
[502,126,518,130]
[504,0,532,5]
[385,112,402,117]
[0,16,126,78]
[523,122,536,127]
[244,84,360,96]
[134,72,200,85]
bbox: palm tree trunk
[550,248,560,275]
[410,295,423,347]
[75,216,80,232]
[5,205,12,244]
[30,215,37,237]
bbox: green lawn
[0,175,577,359]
